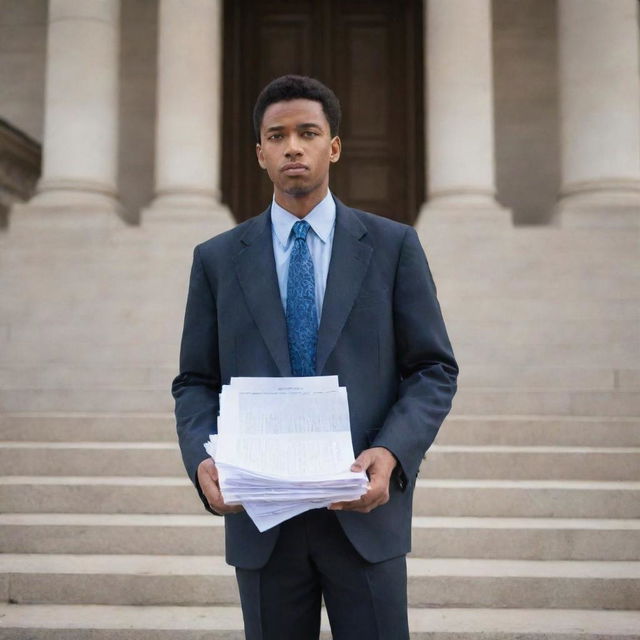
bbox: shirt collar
[271,190,336,249]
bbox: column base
[8,202,126,230]
[142,202,235,225]
[141,201,236,245]
[146,188,224,209]
[30,178,122,213]
[556,182,640,228]
[417,195,513,231]
[143,189,235,226]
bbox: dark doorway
[222,0,424,224]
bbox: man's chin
[283,186,313,197]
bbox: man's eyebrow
[264,123,324,133]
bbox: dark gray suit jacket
[172,198,458,569]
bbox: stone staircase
[1,406,639,637]
[0,208,639,638]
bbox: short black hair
[253,75,341,143]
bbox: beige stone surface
[425,0,506,212]
[145,0,230,222]
[31,0,121,211]
[1,477,639,519]
[4,603,639,638]
[2,440,639,481]
[2,553,640,609]
[557,0,640,211]
[0,3,638,636]
[1,413,638,446]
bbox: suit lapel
[233,208,292,377]
[316,200,372,374]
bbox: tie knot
[292,220,311,240]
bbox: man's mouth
[282,163,308,175]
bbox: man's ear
[256,143,266,169]
[329,136,342,164]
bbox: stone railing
[0,119,41,228]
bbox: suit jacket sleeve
[172,245,220,514]
[371,226,458,485]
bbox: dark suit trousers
[235,508,409,640]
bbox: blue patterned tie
[286,220,318,376]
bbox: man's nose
[284,135,303,157]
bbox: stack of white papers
[203,376,368,532]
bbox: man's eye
[268,134,283,140]
[302,131,318,138]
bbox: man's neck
[274,188,329,219]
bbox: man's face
[256,99,341,203]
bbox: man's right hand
[197,458,244,515]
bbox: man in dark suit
[172,75,458,640]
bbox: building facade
[0,2,639,636]
[2,0,638,227]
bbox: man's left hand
[328,446,397,513]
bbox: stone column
[144,0,232,223]
[557,0,640,220]
[29,0,121,213]
[422,0,509,219]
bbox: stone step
[0,301,184,331]
[2,322,180,349]
[413,479,640,518]
[0,441,185,476]
[0,412,176,442]
[1,208,226,248]
[447,319,638,348]
[421,445,640,481]
[2,413,638,446]
[1,364,638,391]
[1,604,639,640]
[450,342,638,369]
[2,442,639,480]
[1,514,638,561]
[2,387,639,415]
[3,263,636,315]
[2,316,636,352]
[2,476,639,519]
[438,415,640,447]
[0,341,178,366]
[434,277,640,303]
[450,389,640,417]
[4,246,637,303]
[0,514,225,556]
[459,367,639,390]
[0,476,200,515]
[0,388,175,412]
[0,365,177,389]
[423,222,638,263]
[2,554,638,609]
[4,221,634,269]
[2,288,637,327]
[439,296,640,323]
[437,269,640,298]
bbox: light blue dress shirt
[271,190,336,320]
